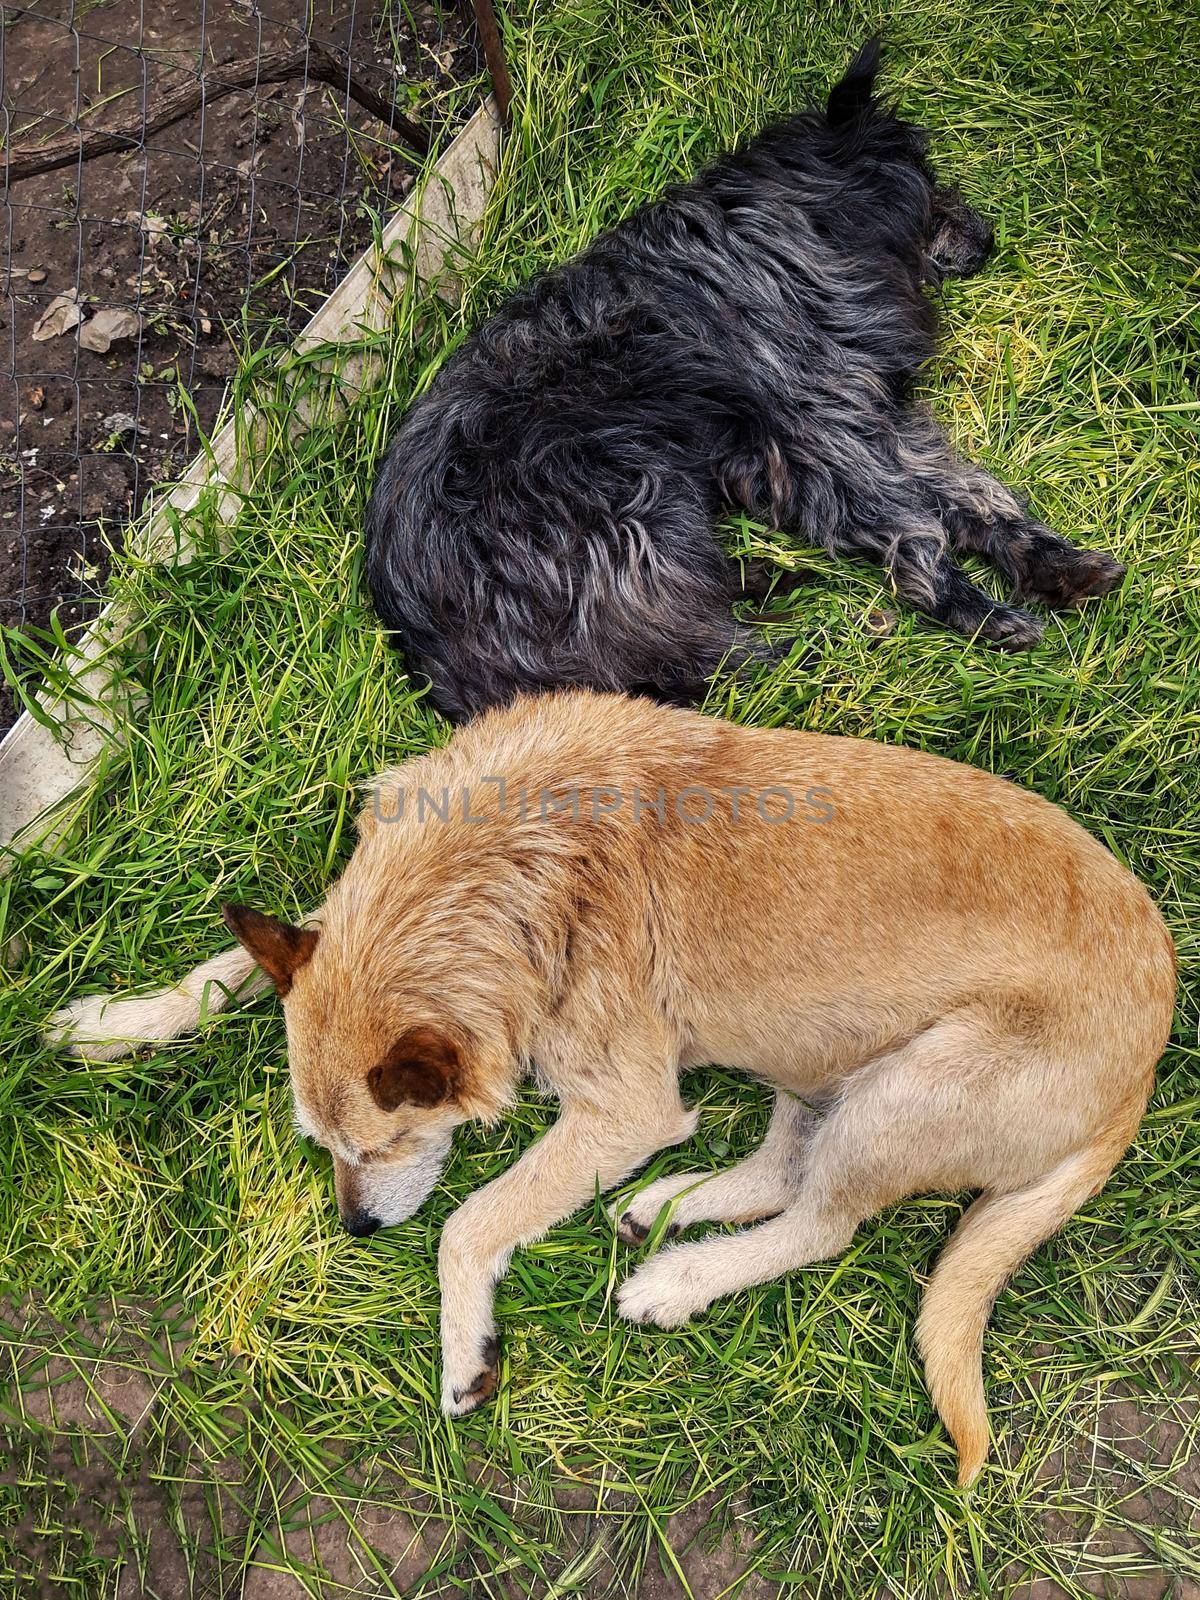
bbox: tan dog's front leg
[438,1099,696,1415]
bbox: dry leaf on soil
[79,307,142,353]
[31,291,82,341]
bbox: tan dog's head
[223,902,469,1235]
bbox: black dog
[366,42,1123,719]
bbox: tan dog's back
[408,691,1168,1097]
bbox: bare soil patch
[1,0,481,731]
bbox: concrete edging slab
[0,97,502,862]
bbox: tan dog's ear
[221,903,318,998]
[367,1026,461,1111]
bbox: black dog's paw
[976,604,1044,651]
[740,558,811,609]
[1019,546,1126,610]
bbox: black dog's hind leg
[717,436,1043,648]
[898,431,1125,609]
[920,551,1044,648]
[583,475,791,703]
[879,509,1044,648]
[948,493,1125,610]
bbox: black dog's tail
[826,38,882,127]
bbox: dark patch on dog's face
[367,1025,462,1110]
[925,187,995,283]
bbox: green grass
[3,0,1200,1593]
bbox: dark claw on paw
[452,1338,501,1407]
[618,1211,680,1246]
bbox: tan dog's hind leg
[617,1016,1124,1486]
[613,1090,820,1243]
[439,1088,697,1416]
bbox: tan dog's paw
[616,1254,703,1329]
[441,1335,500,1416]
[610,1174,698,1246]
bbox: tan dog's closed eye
[49,690,1175,1485]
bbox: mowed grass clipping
[2,0,1199,1593]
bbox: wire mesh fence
[0,0,487,733]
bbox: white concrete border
[0,97,502,861]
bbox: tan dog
[50,691,1175,1484]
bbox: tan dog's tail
[46,943,267,1060]
[916,1139,1123,1487]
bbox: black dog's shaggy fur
[366,43,1123,719]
